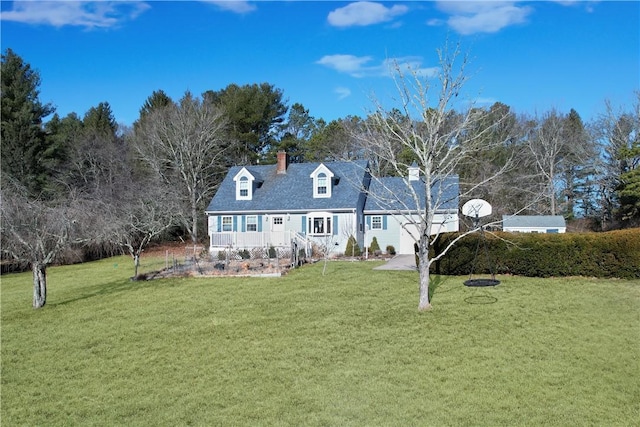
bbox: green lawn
[2,257,639,426]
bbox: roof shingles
[206,160,369,213]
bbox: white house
[502,215,567,233]
[205,152,460,256]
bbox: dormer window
[317,173,327,195]
[233,167,255,200]
[239,177,249,197]
[310,164,334,198]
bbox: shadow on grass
[464,291,498,304]
[429,275,450,301]
[49,278,161,308]
[429,275,499,305]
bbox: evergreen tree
[344,235,361,257]
[204,83,288,165]
[1,48,54,195]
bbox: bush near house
[432,228,640,279]
[345,235,362,257]
[369,237,381,256]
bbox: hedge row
[431,228,640,279]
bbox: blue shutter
[241,215,246,232]
[333,215,338,235]
[233,216,238,232]
[382,215,388,230]
[258,215,263,232]
[217,215,221,232]
[366,216,371,228]
[301,215,306,234]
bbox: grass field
[2,256,639,426]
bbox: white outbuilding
[502,215,566,233]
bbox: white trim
[233,167,255,200]
[310,163,334,199]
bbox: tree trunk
[134,254,140,278]
[191,190,198,244]
[32,262,47,309]
[417,235,432,311]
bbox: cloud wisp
[317,54,439,80]
[1,1,150,28]
[203,1,257,14]
[334,87,352,101]
[327,1,408,27]
[435,1,533,35]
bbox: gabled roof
[502,215,566,228]
[233,167,263,183]
[364,175,459,213]
[206,160,369,213]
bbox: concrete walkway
[373,254,417,271]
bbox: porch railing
[210,231,293,249]
[210,230,313,257]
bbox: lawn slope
[2,257,639,425]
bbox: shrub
[345,235,362,257]
[369,237,381,255]
[268,246,277,258]
[239,249,251,260]
[386,245,396,255]
[432,229,640,279]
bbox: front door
[270,216,287,246]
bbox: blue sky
[1,1,638,126]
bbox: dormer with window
[233,167,255,200]
[310,164,335,198]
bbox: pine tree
[1,49,54,195]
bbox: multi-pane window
[317,173,327,195]
[239,177,249,197]
[222,216,232,232]
[246,215,257,232]
[273,217,283,225]
[372,216,382,230]
[309,216,331,235]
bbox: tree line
[2,47,638,308]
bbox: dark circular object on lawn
[464,279,500,287]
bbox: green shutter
[233,216,238,232]
[382,215,387,230]
[301,215,306,234]
[241,215,246,232]
[258,215,263,232]
[333,215,338,235]
[217,215,221,232]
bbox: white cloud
[436,1,532,35]
[0,1,150,28]
[382,57,440,79]
[317,54,439,79]
[203,1,257,14]
[316,54,375,77]
[334,87,352,100]
[327,1,408,27]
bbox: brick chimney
[277,151,288,174]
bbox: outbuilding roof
[502,215,566,228]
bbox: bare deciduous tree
[134,92,231,243]
[527,110,569,216]
[1,183,90,308]
[98,183,180,278]
[357,43,514,310]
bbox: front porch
[209,230,311,255]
